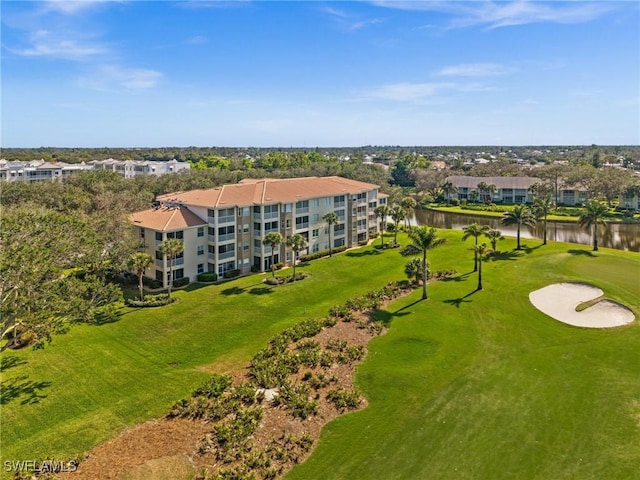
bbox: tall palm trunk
[593,224,598,251]
[477,254,483,291]
[421,251,428,300]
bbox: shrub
[173,276,190,288]
[197,272,218,282]
[274,262,285,270]
[142,276,162,289]
[193,374,232,399]
[223,269,240,279]
[125,294,177,307]
[450,198,460,206]
[326,387,361,411]
[264,277,285,285]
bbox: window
[155,270,163,281]
[312,213,320,223]
[218,244,234,254]
[238,207,250,217]
[312,229,319,238]
[334,224,345,235]
[295,216,309,229]
[253,205,261,214]
[285,219,291,228]
[155,250,163,260]
[172,268,184,280]
[283,203,292,213]
[265,221,278,232]
[334,195,345,207]
[197,263,205,274]
[312,243,320,253]
[242,223,249,233]
[155,232,163,242]
[312,198,320,208]
[207,209,215,219]
[334,238,345,248]
[218,207,235,223]
[208,263,215,273]
[140,228,145,239]
[167,231,184,240]
[254,222,261,232]
[218,225,235,241]
[336,209,345,221]
[197,227,204,237]
[197,245,204,256]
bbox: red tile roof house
[129,176,388,288]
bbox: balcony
[264,211,279,220]
[218,251,235,260]
[171,258,184,266]
[295,222,309,230]
[208,234,215,242]
[295,207,309,214]
[334,201,345,208]
[218,233,235,242]
[218,215,235,224]
[155,259,164,268]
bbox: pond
[411,209,640,252]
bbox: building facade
[445,175,588,206]
[129,176,388,287]
[0,158,190,182]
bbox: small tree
[158,238,184,299]
[400,226,446,300]
[404,258,427,285]
[390,205,405,244]
[462,223,489,272]
[470,243,487,291]
[441,181,458,205]
[286,233,307,281]
[533,195,555,245]
[127,252,153,301]
[501,205,536,250]
[263,232,283,277]
[374,204,390,248]
[578,199,608,251]
[484,229,504,252]
[400,197,417,230]
[323,212,339,257]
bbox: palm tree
[484,228,504,252]
[323,212,339,257]
[158,238,184,299]
[469,243,487,291]
[390,205,405,244]
[127,252,153,301]
[477,181,489,203]
[404,257,427,286]
[461,223,489,272]
[286,233,307,281]
[400,226,446,300]
[578,199,608,251]
[501,205,536,250]
[400,197,417,230]
[533,194,555,245]
[374,204,390,248]
[263,232,283,276]
[441,181,458,205]
[468,190,479,203]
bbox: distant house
[89,158,190,178]
[445,175,587,206]
[0,159,93,182]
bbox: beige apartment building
[129,176,388,287]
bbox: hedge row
[299,245,347,262]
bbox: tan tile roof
[157,176,381,207]
[129,206,207,231]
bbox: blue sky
[2,0,638,147]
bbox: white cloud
[372,0,616,30]
[78,65,163,91]
[10,38,107,60]
[319,4,386,32]
[362,82,454,101]
[435,63,516,77]
[42,0,119,15]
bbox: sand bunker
[529,283,635,328]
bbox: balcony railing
[172,258,184,266]
[295,222,309,230]
[295,207,309,214]
[155,259,164,267]
[218,215,235,224]
[334,201,345,208]
[218,233,235,242]
[218,251,235,260]
[208,234,215,242]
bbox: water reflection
[412,209,639,252]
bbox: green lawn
[1,231,639,480]
[287,241,640,480]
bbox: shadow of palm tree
[523,244,544,254]
[440,273,471,282]
[0,355,27,371]
[371,308,412,327]
[487,250,522,262]
[248,287,274,295]
[443,289,478,308]
[1,375,52,405]
[221,286,246,296]
[567,249,597,257]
